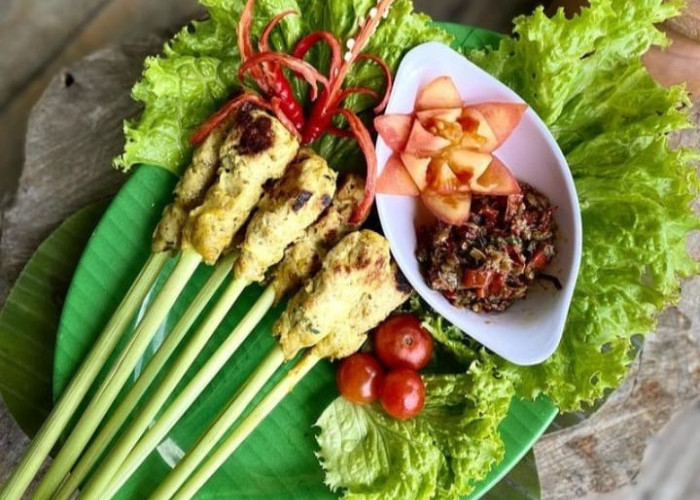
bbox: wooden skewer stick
[30,251,202,500]
[0,252,169,500]
[51,253,237,500]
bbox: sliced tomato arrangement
[375,75,527,225]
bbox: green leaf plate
[51,24,556,499]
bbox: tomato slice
[470,156,521,196]
[374,114,413,152]
[421,191,472,226]
[415,76,462,111]
[469,102,528,149]
[426,159,461,194]
[404,120,452,157]
[376,155,420,196]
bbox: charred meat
[234,148,337,283]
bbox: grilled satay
[274,230,404,359]
[271,174,365,301]
[149,232,411,500]
[183,107,299,264]
[235,148,337,282]
[152,118,232,253]
[73,148,340,500]
[312,260,410,359]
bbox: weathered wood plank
[0,40,166,307]
[0,0,201,209]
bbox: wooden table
[1,1,698,499]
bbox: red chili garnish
[190,0,397,224]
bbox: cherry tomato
[380,369,425,420]
[374,314,434,370]
[336,353,384,404]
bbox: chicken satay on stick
[76,148,337,500]
[0,118,237,500]
[149,230,411,500]
[93,174,365,500]
[30,107,300,500]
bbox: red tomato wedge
[415,107,462,125]
[401,153,431,191]
[426,159,461,194]
[463,269,495,289]
[376,155,420,196]
[468,102,528,150]
[415,76,462,111]
[404,120,452,156]
[448,149,493,182]
[470,156,521,195]
[458,108,499,153]
[421,191,472,225]
[375,114,413,152]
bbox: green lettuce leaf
[458,0,700,411]
[316,357,514,500]
[114,0,450,174]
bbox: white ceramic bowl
[375,42,582,365]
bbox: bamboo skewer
[50,254,237,500]
[30,251,202,500]
[0,252,169,500]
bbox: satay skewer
[0,119,240,500]
[86,174,363,500]
[150,231,410,500]
[74,149,338,500]
[28,108,300,500]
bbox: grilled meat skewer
[93,175,365,500]
[1,117,246,500]
[77,150,338,500]
[149,231,410,500]
[32,108,302,500]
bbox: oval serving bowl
[376,42,583,366]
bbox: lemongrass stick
[147,346,285,500]
[169,348,321,500]
[95,286,275,499]
[0,252,168,500]
[76,280,262,500]
[31,251,201,500]
[51,254,236,500]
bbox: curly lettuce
[464,0,700,411]
[114,0,449,173]
[316,358,514,500]
[316,1,699,499]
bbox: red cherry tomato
[380,369,425,420]
[374,314,434,370]
[336,353,384,404]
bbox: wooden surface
[0,1,699,499]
